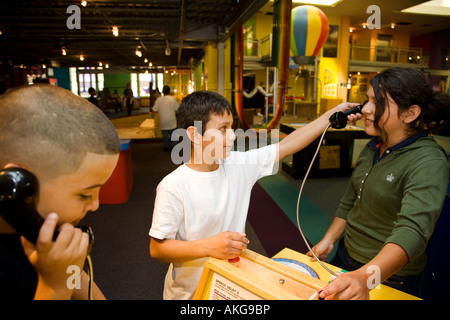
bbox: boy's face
[36,152,118,226]
[202,111,236,162]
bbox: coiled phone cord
[86,255,93,300]
[295,122,338,277]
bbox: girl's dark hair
[176,91,232,135]
[370,67,450,142]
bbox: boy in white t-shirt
[149,91,359,299]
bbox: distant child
[88,87,99,107]
[151,85,179,151]
[0,84,121,299]
[149,90,360,299]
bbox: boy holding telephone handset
[0,84,120,299]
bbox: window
[130,72,162,97]
[138,73,155,97]
[69,67,78,95]
[131,73,138,97]
[157,73,164,93]
[76,67,104,98]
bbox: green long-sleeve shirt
[335,135,448,276]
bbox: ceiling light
[80,55,84,61]
[81,1,87,7]
[135,47,142,57]
[112,26,119,37]
[401,0,450,16]
[291,0,342,5]
[62,48,67,55]
[165,40,171,56]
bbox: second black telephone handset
[0,167,94,251]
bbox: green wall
[104,73,131,95]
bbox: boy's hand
[21,213,89,299]
[331,102,363,123]
[205,231,249,260]
[332,101,360,113]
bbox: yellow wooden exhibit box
[194,248,420,300]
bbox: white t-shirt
[149,144,278,299]
[152,95,179,130]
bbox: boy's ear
[186,126,201,144]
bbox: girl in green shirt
[309,67,450,300]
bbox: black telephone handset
[0,168,93,252]
[329,100,368,129]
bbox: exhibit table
[110,114,157,140]
[272,248,420,300]
[99,116,156,204]
[194,248,419,300]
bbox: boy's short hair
[0,84,120,179]
[162,85,170,95]
[176,91,232,135]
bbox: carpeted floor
[80,139,350,300]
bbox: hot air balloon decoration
[290,5,329,65]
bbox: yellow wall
[204,43,217,92]
[351,28,410,63]
[253,12,275,90]
[255,11,273,39]
[348,72,376,103]
[317,15,350,103]
[224,38,232,102]
[203,38,233,103]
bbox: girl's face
[362,86,410,145]
[37,152,119,226]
